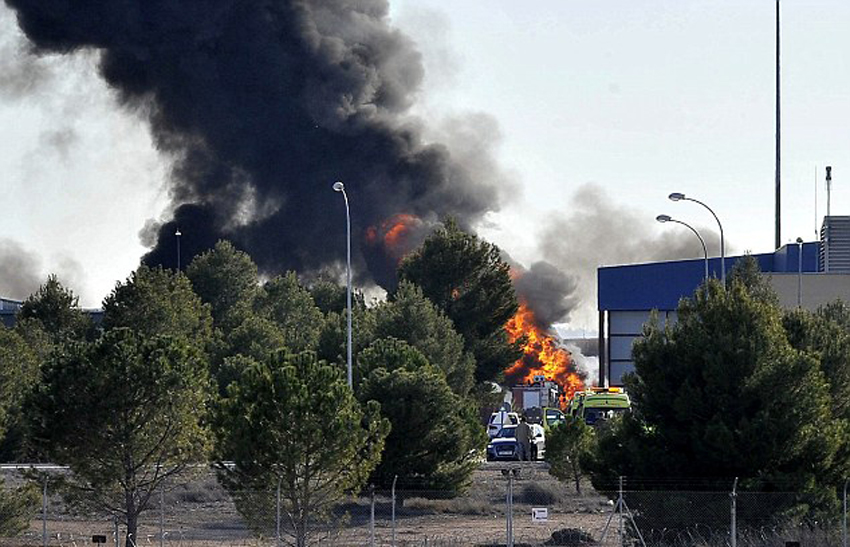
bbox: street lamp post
[669,192,725,285]
[796,237,803,307]
[333,181,353,389]
[175,229,182,271]
[657,215,709,281]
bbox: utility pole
[774,0,781,249]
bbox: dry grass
[5,463,615,546]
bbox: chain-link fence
[2,465,849,547]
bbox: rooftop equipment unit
[820,216,850,273]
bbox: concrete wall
[768,273,850,310]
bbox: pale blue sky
[390,0,850,247]
[387,0,850,327]
[1,1,849,330]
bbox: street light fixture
[175,229,182,272]
[657,215,709,281]
[333,181,353,389]
[669,192,725,285]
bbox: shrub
[516,482,562,505]
[403,496,493,515]
[0,479,40,536]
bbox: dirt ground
[9,462,618,547]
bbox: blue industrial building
[0,297,103,328]
[0,298,22,328]
[597,216,850,386]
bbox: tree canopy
[101,265,213,350]
[314,307,375,368]
[370,281,475,395]
[226,314,287,364]
[186,240,259,330]
[590,278,840,494]
[17,275,91,345]
[357,338,485,494]
[545,417,595,494]
[215,351,388,546]
[0,328,40,531]
[783,302,850,483]
[308,275,365,315]
[213,271,324,392]
[255,272,324,353]
[0,328,39,441]
[31,328,212,545]
[397,219,519,382]
[0,327,41,461]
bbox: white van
[487,410,519,438]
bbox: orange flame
[384,214,416,249]
[366,213,423,263]
[505,302,584,405]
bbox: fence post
[730,477,738,547]
[507,471,514,547]
[391,475,397,547]
[843,479,848,547]
[276,477,282,546]
[114,514,120,547]
[159,483,164,547]
[42,477,47,547]
[618,476,624,547]
[370,484,376,547]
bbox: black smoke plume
[5,0,505,286]
[513,260,579,328]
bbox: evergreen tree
[213,314,286,393]
[226,314,287,363]
[215,351,388,547]
[370,281,475,395]
[17,275,92,345]
[308,276,365,315]
[586,277,841,529]
[215,272,323,392]
[13,276,90,460]
[357,338,485,494]
[0,329,48,531]
[590,279,839,494]
[185,240,259,330]
[31,329,212,545]
[545,417,595,494]
[726,254,778,304]
[0,327,40,460]
[101,265,213,351]
[784,303,850,483]
[255,272,323,353]
[398,219,519,382]
[314,306,376,368]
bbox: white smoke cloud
[539,182,720,329]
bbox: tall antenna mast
[774,0,781,250]
[827,166,833,218]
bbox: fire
[384,214,417,249]
[505,302,584,404]
[365,213,423,262]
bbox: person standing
[515,416,532,461]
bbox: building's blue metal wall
[598,242,819,311]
